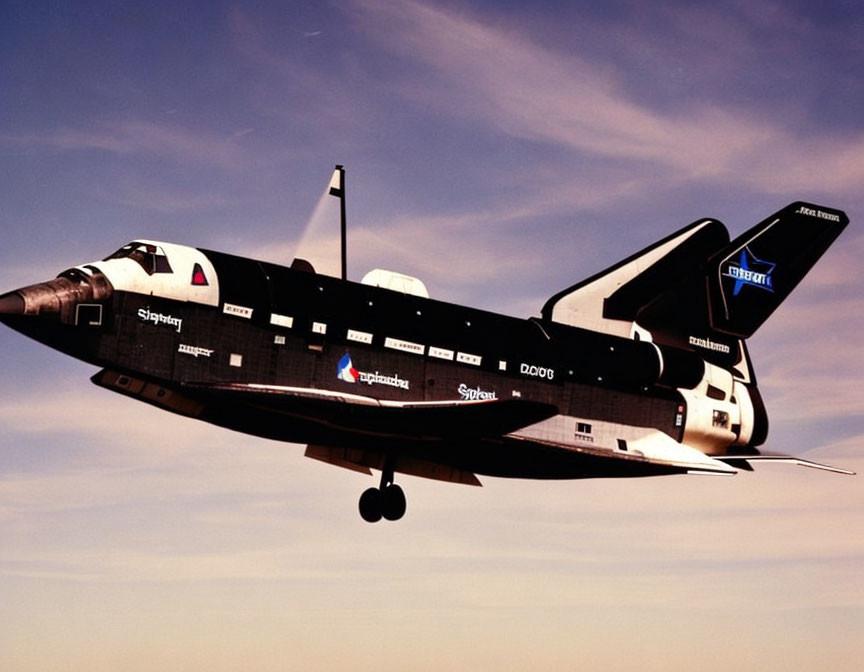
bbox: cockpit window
[58,268,90,283]
[105,242,173,275]
[191,263,209,286]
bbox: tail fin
[705,202,848,338]
[543,202,848,367]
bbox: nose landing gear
[358,458,406,522]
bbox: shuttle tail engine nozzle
[743,383,768,447]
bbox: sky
[1,1,862,670]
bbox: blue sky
[1,1,862,670]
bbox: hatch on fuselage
[361,268,429,298]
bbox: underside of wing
[304,443,483,485]
[509,419,738,476]
[182,381,561,441]
[97,371,850,485]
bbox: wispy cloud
[2,120,253,169]
[246,203,553,302]
[91,178,242,214]
[350,0,864,197]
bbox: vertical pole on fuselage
[328,164,347,280]
[332,164,347,281]
[341,175,347,281]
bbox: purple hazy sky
[1,1,862,670]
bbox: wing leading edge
[182,381,561,440]
[715,452,855,475]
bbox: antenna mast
[328,164,347,281]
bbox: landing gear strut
[358,458,406,523]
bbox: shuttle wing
[715,452,855,475]
[182,382,560,440]
[511,419,739,475]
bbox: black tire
[358,487,383,523]
[381,484,407,521]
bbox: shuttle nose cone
[0,270,113,325]
[0,291,25,315]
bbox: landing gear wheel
[381,484,407,521]
[358,487,383,523]
[357,458,408,523]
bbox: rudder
[706,202,848,338]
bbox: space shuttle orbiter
[0,170,852,522]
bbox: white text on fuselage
[520,363,555,380]
[358,371,410,390]
[178,344,214,358]
[688,335,731,354]
[138,308,182,333]
[458,383,497,401]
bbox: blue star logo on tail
[723,247,775,296]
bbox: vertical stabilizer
[705,202,848,338]
[543,202,848,371]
